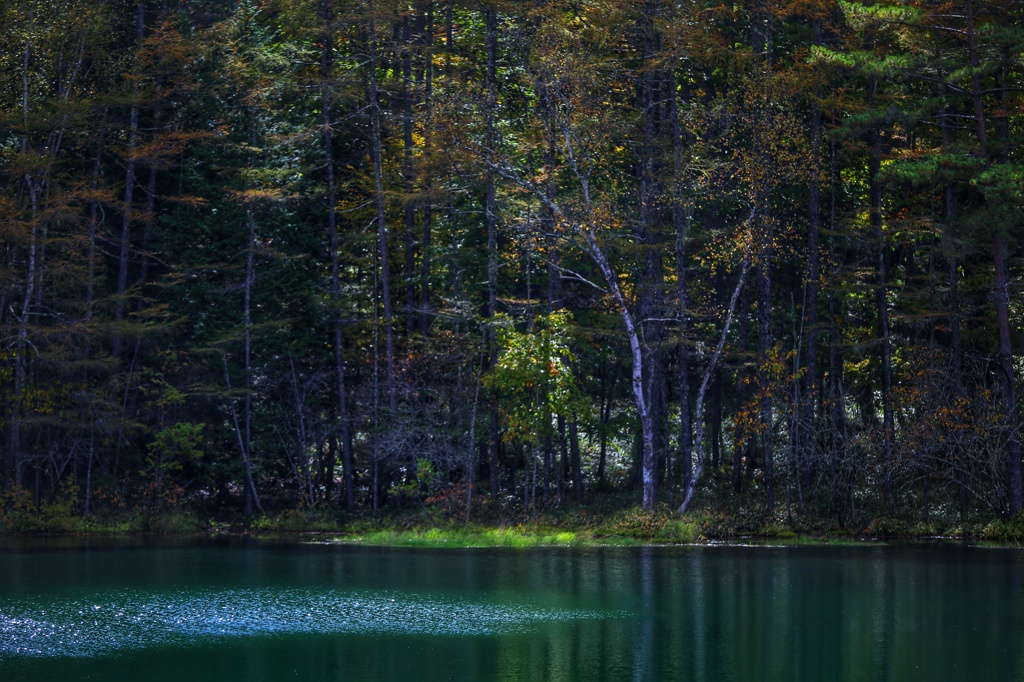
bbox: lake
[1,538,1021,681]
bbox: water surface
[1,538,1021,681]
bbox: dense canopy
[1,0,1022,527]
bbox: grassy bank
[334,526,641,548]
[4,486,1024,546]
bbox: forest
[1,0,1023,533]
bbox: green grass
[325,520,867,549]
[334,525,644,549]
[651,519,702,543]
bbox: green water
[1,539,1021,681]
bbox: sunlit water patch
[0,588,618,658]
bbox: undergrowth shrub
[653,519,701,543]
[981,515,1024,544]
[250,508,343,533]
[864,515,913,538]
[0,482,84,534]
[131,510,200,535]
[598,506,668,539]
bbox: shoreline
[4,495,1023,547]
[1,522,1015,549]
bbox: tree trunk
[937,64,966,517]
[114,1,146,360]
[485,7,501,500]
[675,199,692,497]
[637,0,666,507]
[569,418,582,502]
[680,251,752,513]
[13,10,39,487]
[993,234,1022,513]
[13,188,38,490]
[803,99,822,491]
[598,360,619,485]
[583,230,657,509]
[82,120,105,513]
[965,0,1021,513]
[870,146,895,515]
[543,431,552,505]
[368,19,396,413]
[242,193,260,516]
[733,284,748,494]
[827,206,848,524]
[402,15,417,335]
[711,370,722,471]
[756,227,774,510]
[321,0,354,509]
[420,2,434,334]
[137,2,169,312]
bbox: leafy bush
[0,482,84,535]
[981,515,1024,544]
[732,506,769,533]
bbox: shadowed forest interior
[2,0,1023,531]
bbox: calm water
[0,538,1021,681]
